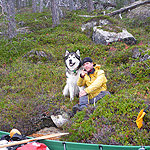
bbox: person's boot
[72,104,82,114]
[72,104,88,114]
[80,104,88,110]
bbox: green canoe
[0,131,150,150]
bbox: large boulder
[81,17,137,45]
[92,27,137,45]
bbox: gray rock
[16,27,31,34]
[22,49,53,62]
[81,21,97,32]
[81,19,110,32]
[132,47,141,59]
[142,54,150,61]
[99,19,110,26]
[92,27,136,45]
[18,21,25,26]
[51,113,69,128]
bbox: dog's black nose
[69,59,72,64]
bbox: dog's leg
[63,84,69,97]
[69,83,75,101]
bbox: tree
[87,0,94,13]
[1,0,7,14]
[39,0,43,12]
[32,0,37,13]
[23,0,27,7]
[16,0,21,10]
[69,0,74,11]
[51,0,59,27]
[7,0,17,38]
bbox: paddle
[136,105,150,128]
[0,132,69,148]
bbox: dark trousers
[79,91,111,107]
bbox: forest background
[0,0,150,146]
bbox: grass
[0,8,150,145]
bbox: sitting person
[73,57,110,114]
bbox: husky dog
[63,50,84,101]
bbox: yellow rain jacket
[77,64,107,100]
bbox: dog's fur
[63,50,84,101]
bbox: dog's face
[65,50,81,71]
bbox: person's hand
[79,90,87,97]
[81,69,87,77]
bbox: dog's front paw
[63,89,69,97]
[63,91,68,97]
[63,87,69,96]
[70,97,74,101]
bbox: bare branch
[106,0,150,16]
[0,3,6,16]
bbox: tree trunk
[23,0,27,7]
[7,0,17,39]
[69,0,74,11]
[32,0,37,13]
[1,0,7,13]
[87,0,94,13]
[45,0,51,8]
[106,0,150,16]
[51,0,60,27]
[28,0,32,7]
[16,0,21,9]
[40,0,43,12]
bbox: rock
[132,47,141,59]
[18,21,25,26]
[81,17,136,45]
[131,47,150,62]
[81,19,110,32]
[99,19,110,26]
[16,27,31,34]
[92,27,136,45]
[141,54,150,62]
[22,49,53,63]
[50,107,71,129]
[51,114,69,128]
[81,21,97,32]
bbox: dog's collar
[67,69,78,75]
[73,70,77,73]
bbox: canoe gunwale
[0,131,149,150]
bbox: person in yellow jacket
[72,57,110,114]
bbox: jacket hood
[94,64,101,70]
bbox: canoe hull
[0,131,149,150]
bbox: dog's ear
[65,50,69,56]
[76,50,80,56]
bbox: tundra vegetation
[0,3,150,146]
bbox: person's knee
[79,95,88,105]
